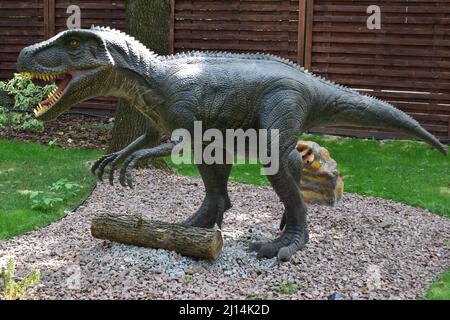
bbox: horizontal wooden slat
[1,0,449,140]
[308,0,450,140]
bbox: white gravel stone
[0,169,449,300]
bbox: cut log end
[91,212,223,261]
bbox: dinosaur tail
[314,90,447,155]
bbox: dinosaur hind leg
[181,163,232,229]
[280,148,302,231]
[251,147,308,261]
[250,87,309,260]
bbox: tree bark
[91,212,223,261]
[108,0,171,154]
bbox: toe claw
[251,229,308,261]
[126,172,134,188]
[91,155,108,175]
[256,244,278,259]
[109,162,118,186]
[277,247,292,262]
[248,242,263,252]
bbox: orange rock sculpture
[297,141,344,206]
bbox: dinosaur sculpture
[16,27,447,261]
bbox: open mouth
[20,71,73,117]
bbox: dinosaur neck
[105,38,165,108]
[102,39,167,131]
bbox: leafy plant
[1,257,40,300]
[17,117,44,132]
[0,74,56,133]
[29,179,82,211]
[48,178,82,195]
[48,138,58,148]
[3,73,56,111]
[30,191,63,211]
[184,274,193,284]
[271,279,304,295]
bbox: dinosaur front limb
[118,141,178,188]
[91,133,151,183]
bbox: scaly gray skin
[16,27,447,261]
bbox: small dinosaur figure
[16,27,447,261]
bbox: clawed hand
[91,141,177,188]
[91,150,149,188]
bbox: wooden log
[91,212,223,261]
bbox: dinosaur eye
[68,39,80,47]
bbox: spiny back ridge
[162,50,371,97]
[90,26,383,104]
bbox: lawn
[0,139,101,239]
[426,270,450,300]
[168,134,450,217]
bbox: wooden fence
[1,0,449,140]
[304,0,450,141]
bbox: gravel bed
[1,169,449,300]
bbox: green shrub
[271,279,305,295]
[1,257,40,300]
[30,191,64,211]
[2,73,56,111]
[29,179,82,212]
[0,73,56,132]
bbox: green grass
[168,134,450,217]
[0,139,101,239]
[426,270,450,300]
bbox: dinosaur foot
[249,227,308,261]
[181,194,228,229]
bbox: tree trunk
[91,212,223,261]
[108,0,171,155]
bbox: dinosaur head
[16,27,118,121]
